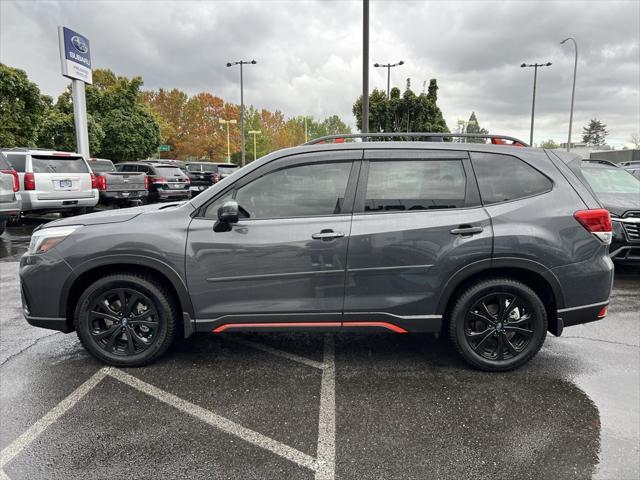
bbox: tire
[0,220,5,236]
[75,273,177,367]
[448,278,547,372]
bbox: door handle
[312,230,345,240]
[450,225,484,236]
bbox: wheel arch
[437,258,565,336]
[61,255,195,332]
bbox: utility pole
[521,62,552,146]
[226,60,256,166]
[362,0,369,137]
[561,37,578,151]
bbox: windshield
[218,165,239,175]
[582,167,640,195]
[156,166,186,177]
[89,161,116,173]
[32,155,89,174]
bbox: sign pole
[71,79,91,159]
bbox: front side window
[206,161,352,220]
[364,160,467,212]
[471,152,552,205]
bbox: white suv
[1,149,98,214]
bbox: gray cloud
[1,0,638,146]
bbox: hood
[596,192,640,217]
[43,202,193,228]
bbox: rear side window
[364,160,467,211]
[31,155,89,174]
[89,161,116,173]
[471,152,552,205]
[5,154,26,172]
[0,155,11,170]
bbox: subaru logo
[71,36,89,54]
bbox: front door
[343,149,493,332]
[186,150,361,332]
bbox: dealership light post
[560,37,578,152]
[521,61,552,146]
[374,60,404,98]
[219,118,237,163]
[226,60,256,167]
[248,130,261,162]
[362,0,369,137]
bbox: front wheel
[74,274,177,367]
[448,278,547,372]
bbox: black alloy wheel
[75,273,177,367]
[449,278,547,372]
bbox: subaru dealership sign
[58,26,92,84]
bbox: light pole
[521,61,552,146]
[362,0,369,136]
[226,59,257,167]
[219,118,237,163]
[248,130,261,162]
[374,60,404,98]
[561,37,578,151]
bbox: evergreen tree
[582,119,609,146]
[465,112,489,143]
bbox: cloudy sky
[2,0,639,147]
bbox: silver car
[0,154,21,235]
[2,148,98,214]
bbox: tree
[353,79,449,134]
[582,119,609,146]
[37,108,104,153]
[540,139,559,149]
[0,64,48,146]
[629,134,640,149]
[465,112,489,143]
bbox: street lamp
[219,118,237,163]
[226,60,257,167]
[374,60,405,98]
[561,37,578,152]
[521,61,552,146]
[248,130,261,162]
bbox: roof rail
[303,132,529,147]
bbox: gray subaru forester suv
[20,135,614,371]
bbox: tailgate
[0,171,16,203]
[32,155,94,200]
[105,173,146,191]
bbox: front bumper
[20,250,76,332]
[610,217,640,263]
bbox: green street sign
[159,144,171,152]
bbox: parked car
[20,135,614,371]
[581,162,640,264]
[0,155,21,235]
[184,162,218,196]
[1,148,98,215]
[87,158,148,206]
[116,162,191,202]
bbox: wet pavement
[0,222,638,479]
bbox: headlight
[28,225,81,255]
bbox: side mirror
[217,200,239,224]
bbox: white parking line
[315,335,336,480]
[226,335,326,370]
[0,368,108,470]
[106,367,319,472]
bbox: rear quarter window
[4,153,26,172]
[31,156,89,174]
[471,152,552,205]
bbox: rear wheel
[75,273,177,367]
[448,278,547,372]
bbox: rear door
[186,150,361,330]
[31,154,93,199]
[343,149,493,332]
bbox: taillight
[597,306,608,319]
[144,175,149,190]
[574,209,612,244]
[184,177,190,184]
[1,169,19,192]
[151,176,167,184]
[24,172,36,190]
[97,176,107,191]
[90,173,98,189]
[213,173,220,182]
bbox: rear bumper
[154,189,191,200]
[20,190,99,211]
[99,190,149,202]
[0,196,22,219]
[557,301,609,331]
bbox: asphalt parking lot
[0,221,638,480]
